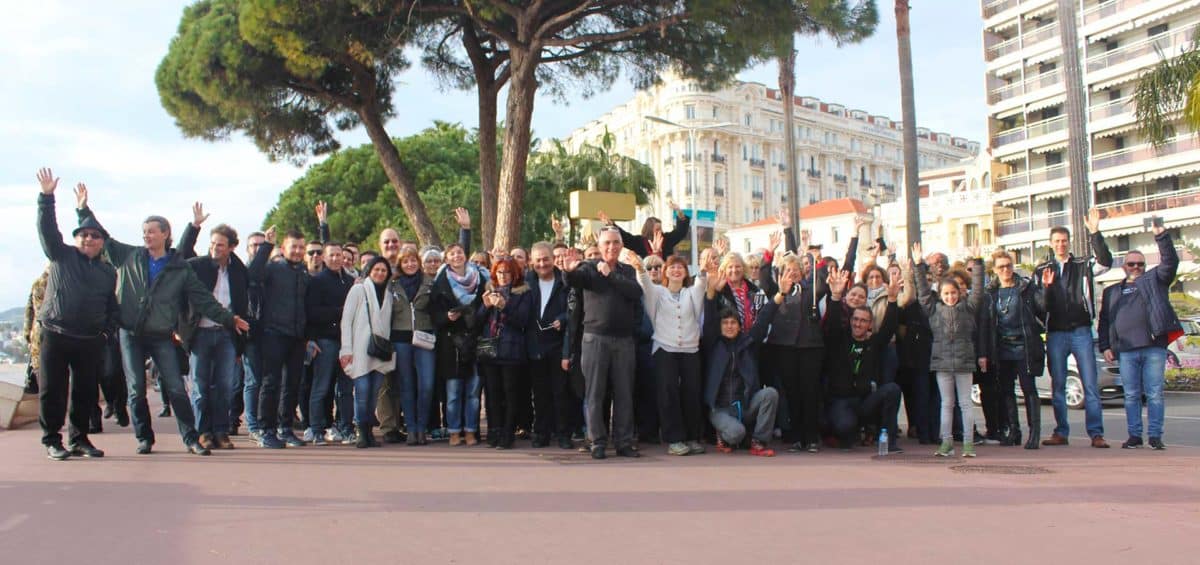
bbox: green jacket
[77,206,235,338]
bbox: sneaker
[749,440,775,457]
[248,430,263,444]
[135,440,153,455]
[934,440,954,457]
[301,429,316,443]
[591,445,607,460]
[341,429,358,445]
[787,441,806,453]
[972,431,986,445]
[961,443,976,458]
[187,442,212,456]
[326,428,345,443]
[46,443,71,461]
[715,439,733,454]
[983,435,1003,446]
[667,442,691,456]
[1121,436,1143,449]
[68,439,105,458]
[686,440,705,455]
[280,431,306,447]
[807,443,820,453]
[311,435,328,446]
[1149,437,1166,450]
[616,446,640,458]
[258,433,285,449]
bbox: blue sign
[682,209,717,223]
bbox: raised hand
[551,215,564,236]
[886,271,901,300]
[265,225,277,245]
[799,229,811,250]
[596,210,612,226]
[36,168,59,194]
[828,269,847,299]
[596,260,612,277]
[911,241,923,263]
[668,199,681,213]
[968,243,981,260]
[563,257,582,272]
[315,201,328,224]
[1041,266,1055,287]
[776,207,790,228]
[853,215,868,234]
[620,248,640,269]
[73,182,88,209]
[193,202,210,227]
[768,230,783,253]
[650,231,664,255]
[454,207,471,229]
[1152,219,1166,237]
[707,271,727,294]
[714,237,729,257]
[1085,207,1101,234]
[779,269,796,296]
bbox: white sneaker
[326,428,344,443]
[301,429,316,443]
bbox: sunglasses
[1125,261,1145,268]
[647,265,663,271]
[307,250,323,257]
[76,231,104,240]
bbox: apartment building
[563,74,978,233]
[984,0,1200,284]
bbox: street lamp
[644,115,735,267]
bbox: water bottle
[878,428,889,456]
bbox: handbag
[363,294,393,362]
[410,303,436,350]
[475,336,499,361]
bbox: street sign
[681,209,717,223]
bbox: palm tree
[531,130,657,206]
[1134,40,1200,146]
[895,0,919,248]
[1057,0,1091,257]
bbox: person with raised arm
[597,200,691,259]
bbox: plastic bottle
[878,428,889,456]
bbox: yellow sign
[569,190,636,221]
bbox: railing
[1093,135,1200,169]
[1083,0,1150,25]
[860,179,873,188]
[993,126,1026,147]
[989,69,1061,104]
[1089,96,1133,120]
[997,210,1070,236]
[986,21,1060,61]
[714,187,725,197]
[1028,115,1067,137]
[1097,186,1200,219]
[682,153,698,162]
[777,163,786,172]
[664,156,674,165]
[833,174,848,183]
[749,158,766,168]
[1086,23,1196,73]
[879,182,896,192]
[807,169,821,179]
[995,163,1067,190]
[751,191,764,200]
[983,0,1019,18]
[711,154,727,163]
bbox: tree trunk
[1058,0,1092,257]
[779,39,801,235]
[494,49,538,250]
[896,0,921,249]
[358,105,442,247]
[476,81,500,251]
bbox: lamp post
[644,115,735,267]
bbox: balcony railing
[879,182,896,192]
[986,22,1060,62]
[860,179,873,188]
[1093,135,1200,170]
[1083,0,1150,25]
[714,187,725,197]
[777,163,786,172]
[1086,23,1197,73]
[992,116,1067,147]
[751,191,764,200]
[993,126,1026,147]
[997,210,1069,237]
[995,163,1067,191]
[682,153,699,162]
[711,154,727,164]
[983,0,1018,18]
[1089,96,1133,121]
[664,156,674,165]
[807,169,821,179]
[833,174,848,184]
[1097,186,1200,220]
[989,69,1061,104]
[749,158,766,168]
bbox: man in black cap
[34,168,118,460]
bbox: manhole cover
[871,453,955,464]
[950,464,1053,475]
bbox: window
[1148,23,1169,37]
[713,139,720,154]
[744,113,753,126]
[685,105,696,119]
[712,105,719,118]
[743,144,748,160]
[1117,235,1131,253]
[832,227,839,244]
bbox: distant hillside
[0,307,25,325]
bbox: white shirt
[199,264,231,328]
[538,278,555,318]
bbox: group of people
[30,165,1180,461]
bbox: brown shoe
[216,434,235,450]
[197,433,216,450]
[464,432,478,446]
[449,432,462,446]
[1091,436,1110,449]
[1042,433,1069,446]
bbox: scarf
[444,264,486,306]
[398,271,422,302]
[867,285,886,304]
[730,280,754,333]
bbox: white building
[724,198,869,265]
[563,74,978,234]
[983,0,1200,284]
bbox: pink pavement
[0,421,1197,565]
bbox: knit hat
[72,216,109,240]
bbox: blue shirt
[147,252,172,287]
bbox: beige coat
[339,280,395,379]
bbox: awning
[999,151,1027,163]
[1023,2,1057,20]
[1146,163,1200,181]
[1032,140,1069,153]
[1027,94,1065,112]
[1088,21,1134,43]
[995,105,1025,120]
[1026,47,1062,66]
[1092,73,1139,92]
[1096,173,1144,191]
[1135,0,1200,28]
[990,18,1020,33]
[992,60,1023,78]
[1093,121,1138,139]
[1034,188,1069,201]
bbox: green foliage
[530,130,657,207]
[263,122,574,249]
[1170,292,1200,317]
[1134,40,1200,147]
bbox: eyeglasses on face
[994,263,1013,270]
[307,250,323,257]
[1125,261,1145,268]
[382,239,400,245]
[647,265,663,271]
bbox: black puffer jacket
[248,242,309,338]
[983,275,1046,378]
[36,193,118,338]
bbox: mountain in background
[0,307,25,326]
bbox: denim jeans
[1119,346,1167,439]
[445,372,482,433]
[240,339,262,433]
[353,371,384,427]
[120,330,198,445]
[188,327,238,436]
[395,342,436,435]
[1046,325,1103,438]
[310,338,352,436]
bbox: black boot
[89,407,103,434]
[355,427,369,449]
[366,428,380,448]
[1004,394,1021,446]
[1023,394,1040,450]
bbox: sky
[0,0,986,310]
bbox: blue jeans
[353,371,384,427]
[395,342,437,435]
[241,339,262,433]
[310,338,352,435]
[188,327,238,436]
[1047,326,1103,438]
[1119,346,1167,439]
[120,330,198,445]
[445,372,482,433]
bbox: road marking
[0,514,29,532]
[1165,415,1200,421]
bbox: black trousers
[258,331,306,432]
[482,363,521,447]
[997,359,1037,429]
[528,355,576,440]
[828,384,901,448]
[897,359,934,443]
[39,331,103,446]
[768,345,824,445]
[634,341,658,441]
[653,349,703,444]
[97,333,126,417]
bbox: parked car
[973,340,1123,410]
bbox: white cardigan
[339,280,395,379]
[638,271,707,354]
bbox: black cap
[72,216,109,240]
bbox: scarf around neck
[444,264,486,306]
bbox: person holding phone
[477,258,533,449]
[430,242,489,446]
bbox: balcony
[683,153,702,162]
[982,0,1018,18]
[1097,186,1200,220]
[1028,115,1067,137]
[833,174,848,184]
[751,191,764,200]
[663,156,674,165]
[860,179,873,188]
[1086,24,1196,73]
[993,126,1026,148]
[749,158,766,168]
[777,163,786,172]
[995,163,1068,191]
[988,69,1061,104]
[714,187,725,197]
[985,22,1060,62]
[807,169,821,179]
[879,182,896,192]
[1089,96,1132,121]
[1092,136,1200,170]
[711,153,727,164]
[997,210,1069,237]
[1083,0,1150,25]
